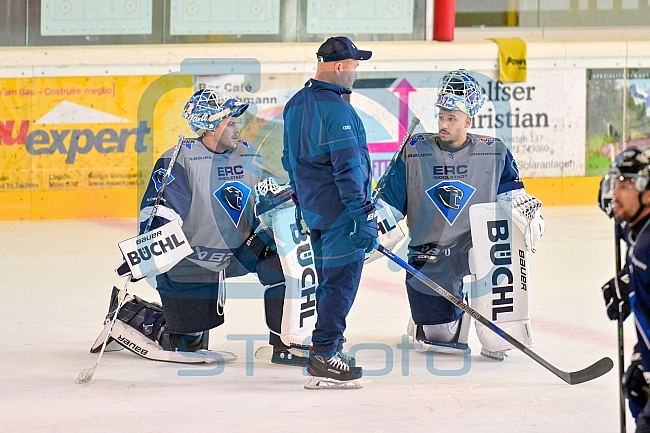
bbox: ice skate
[408,317,471,355]
[480,347,508,361]
[304,353,363,390]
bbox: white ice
[0,206,635,432]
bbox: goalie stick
[76,132,186,385]
[376,243,614,385]
[371,116,420,203]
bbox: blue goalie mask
[182,88,249,135]
[435,69,485,117]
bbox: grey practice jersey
[381,133,524,247]
[140,137,264,277]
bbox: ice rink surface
[0,206,638,432]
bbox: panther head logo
[221,185,243,211]
[434,184,464,210]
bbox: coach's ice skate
[480,347,508,361]
[305,352,363,390]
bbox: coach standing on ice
[282,36,377,389]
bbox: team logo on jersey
[181,138,193,150]
[477,137,496,147]
[152,168,175,191]
[409,134,425,146]
[214,181,251,226]
[426,180,476,226]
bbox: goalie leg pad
[91,287,234,364]
[469,202,534,353]
[269,206,317,348]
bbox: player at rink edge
[378,69,545,361]
[90,87,311,366]
[599,148,650,433]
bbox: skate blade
[304,376,362,390]
[414,340,471,355]
[254,346,272,360]
[480,349,507,362]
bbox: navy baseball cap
[316,36,372,62]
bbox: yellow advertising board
[0,76,192,220]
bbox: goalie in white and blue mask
[379,69,544,361]
[91,88,308,366]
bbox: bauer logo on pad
[426,180,476,225]
[214,181,251,226]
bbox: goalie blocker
[468,201,534,355]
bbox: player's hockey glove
[349,202,379,253]
[623,350,650,416]
[601,269,631,321]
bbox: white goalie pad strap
[366,198,406,264]
[497,193,545,252]
[272,206,317,347]
[140,205,184,227]
[469,202,534,352]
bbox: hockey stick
[615,224,626,433]
[376,244,614,385]
[371,116,420,203]
[76,132,186,385]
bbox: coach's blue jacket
[281,79,372,230]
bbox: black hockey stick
[376,244,614,385]
[372,116,420,203]
[615,224,626,432]
[76,132,186,385]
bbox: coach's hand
[349,203,379,253]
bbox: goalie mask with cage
[435,69,485,117]
[182,88,249,135]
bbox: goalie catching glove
[497,193,545,252]
[602,269,631,321]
